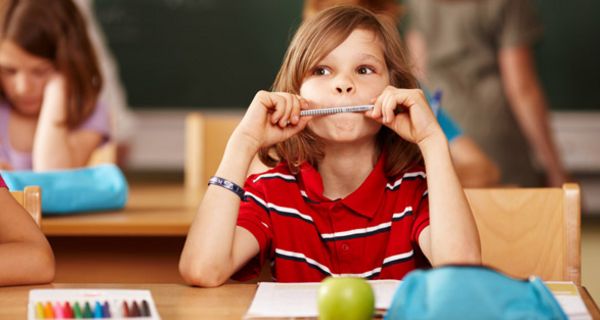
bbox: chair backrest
[185,112,243,192]
[88,142,117,166]
[465,183,581,285]
[10,186,41,226]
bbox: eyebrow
[357,53,385,65]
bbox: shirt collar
[297,152,387,219]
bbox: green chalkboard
[95,0,599,110]
[95,0,303,108]
[534,0,600,111]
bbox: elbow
[27,244,55,285]
[179,256,230,288]
[458,160,501,188]
[473,161,501,188]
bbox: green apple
[317,276,375,320]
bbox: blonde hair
[259,5,422,177]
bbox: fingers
[370,87,428,123]
[256,91,305,128]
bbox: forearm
[179,133,257,284]
[507,88,566,184]
[500,46,567,186]
[0,242,54,286]
[450,137,500,188]
[420,134,481,265]
[32,87,74,170]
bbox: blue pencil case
[385,265,567,320]
[1,164,128,215]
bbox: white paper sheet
[244,280,400,319]
[245,280,593,319]
[546,282,592,320]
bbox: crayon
[53,302,65,319]
[141,300,151,317]
[35,302,45,319]
[93,301,103,318]
[44,302,55,318]
[131,301,141,317]
[73,302,83,318]
[122,301,130,317]
[102,301,111,318]
[63,302,74,318]
[83,301,93,318]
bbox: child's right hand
[232,91,311,152]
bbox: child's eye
[32,67,52,78]
[357,66,375,75]
[0,67,16,76]
[313,66,331,76]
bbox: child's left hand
[368,86,444,146]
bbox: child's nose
[335,84,353,94]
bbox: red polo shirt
[0,175,5,188]
[234,153,430,282]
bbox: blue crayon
[93,301,103,318]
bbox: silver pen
[300,105,374,117]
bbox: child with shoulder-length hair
[0,0,108,171]
[180,5,481,287]
[0,174,54,286]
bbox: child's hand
[233,91,311,152]
[43,73,67,101]
[368,86,444,146]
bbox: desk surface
[0,283,598,319]
[41,183,200,236]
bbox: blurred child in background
[0,0,109,171]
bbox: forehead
[321,29,384,61]
[0,40,52,68]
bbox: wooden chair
[184,112,244,192]
[88,142,117,166]
[465,183,581,285]
[10,186,41,226]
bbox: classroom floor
[582,216,600,301]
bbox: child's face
[0,40,54,117]
[300,29,389,143]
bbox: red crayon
[63,302,74,318]
[122,301,130,317]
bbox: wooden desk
[0,283,598,319]
[41,183,200,236]
[40,183,201,283]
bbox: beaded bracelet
[208,176,245,200]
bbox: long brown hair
[260,5,422,177]
[0,0,102,128]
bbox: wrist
[215,133,261,184]
[417,131,448,156]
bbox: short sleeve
[0,175,5,188]
[231,177,274,281]
[410,179,430,244]
[78,100,111,141]
[498,0,543,48]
